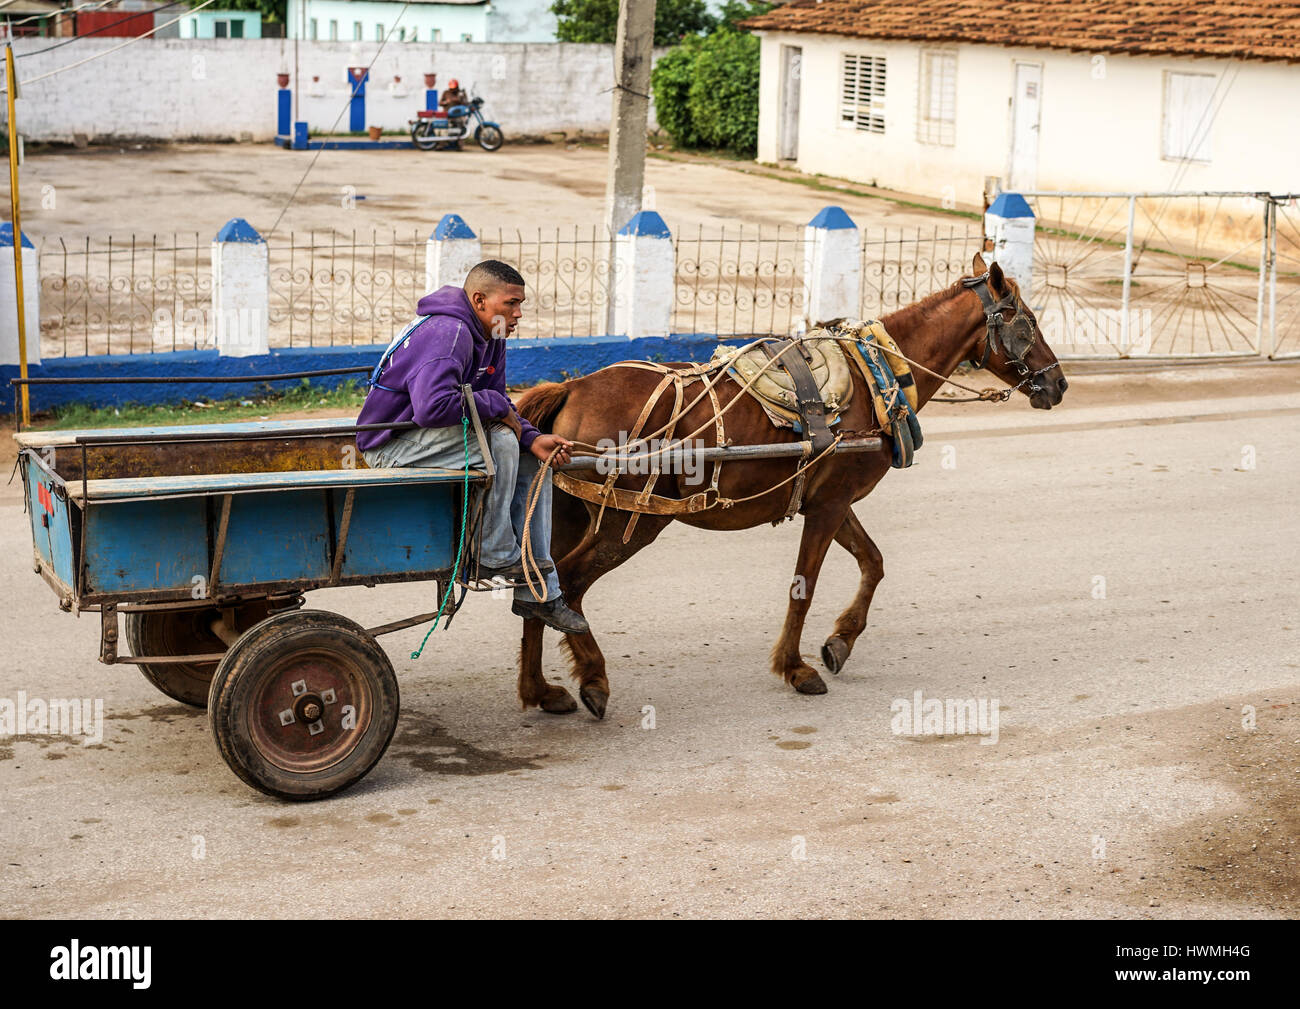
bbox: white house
[284,0,557,44]
[743,0,1300,204]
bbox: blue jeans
[363,424,561,602]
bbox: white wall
[757,31,1300,204]
[11,39,660,142]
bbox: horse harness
[549,334,897,542]
[962,271,1056,396]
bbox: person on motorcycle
[439,78,469,149]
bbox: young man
[355,260,588,634]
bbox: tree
[551,0,715,45]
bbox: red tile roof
[740,1,1300,63]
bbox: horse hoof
[540,686,578,714]
[821,636,850,674]
[794,672,828,695]
[579,685,608,720]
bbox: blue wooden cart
[15,401,495,800]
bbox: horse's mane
[882,275,970,334]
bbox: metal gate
[1269,195,1300,358]
[1021,191,1279,359]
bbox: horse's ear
[988,259,1005,291]
[971,252,987,274]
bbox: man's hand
[496,410,522,439]
[530,433,573,466]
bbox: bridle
[961,271,1057,395]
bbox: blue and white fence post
[613,211,673,338]
[803,206,860,328]
[0,223,40,367]
[984,192,1035,293]
[211,218,268,357]
[427,213,481,291]
[0,223,39,368]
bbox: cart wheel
[207,610,399,801]
[476,124,504,152]
[125,601,271,707]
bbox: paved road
[2,368,1298,918]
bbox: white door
[779,46,802,161]
[1008,62,1042,191]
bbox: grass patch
[34,378,368,431]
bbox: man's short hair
[465,260,525,293]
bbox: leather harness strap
[758,338,835,520]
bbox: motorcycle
[409,95,504,152]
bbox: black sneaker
[512,597,590,634]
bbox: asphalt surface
[2,365,1298,918]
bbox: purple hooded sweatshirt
[355,285,539,453]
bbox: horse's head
[964,253,1067,409]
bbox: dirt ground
[14,141,975,241]
[2,361,1298,919]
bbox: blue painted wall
[3,334,752,414]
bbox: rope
[410,417,471,659]
[519,443,563,602]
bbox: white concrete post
[427,214,481,291]
[0,223,40,366]
[803,206,860,328]
[613,210,673,338]
[211,218,268,357]
[984,192,1036,293]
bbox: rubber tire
[207,610,399,802]
[125,601,271,708]
[410,121,440,151]
[476,124,504,152]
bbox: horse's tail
[516,381,570,433]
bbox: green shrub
[687,29,761,153]
[650,37,704,148]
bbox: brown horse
[514,255,1067,718]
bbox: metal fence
[671,223,806,337]
[32,198,1300,359]
[37,234,212,358]
[859,224,986,319]
[267,229,426,348]
[481,225,613,340]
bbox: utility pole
[5,44,29,426]
[604,0,655,333]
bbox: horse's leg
[820,509,885,675]
[554,512,673,719]
[772,505,846,695]
[516,492,590,715]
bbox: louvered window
[840,54,886,134]
[917,50,956,145]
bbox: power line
[265,3,413,241]
[16,2,186,58]
[6,0,114,33]
[1,0,217,92]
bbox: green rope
[411,416,471,660]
